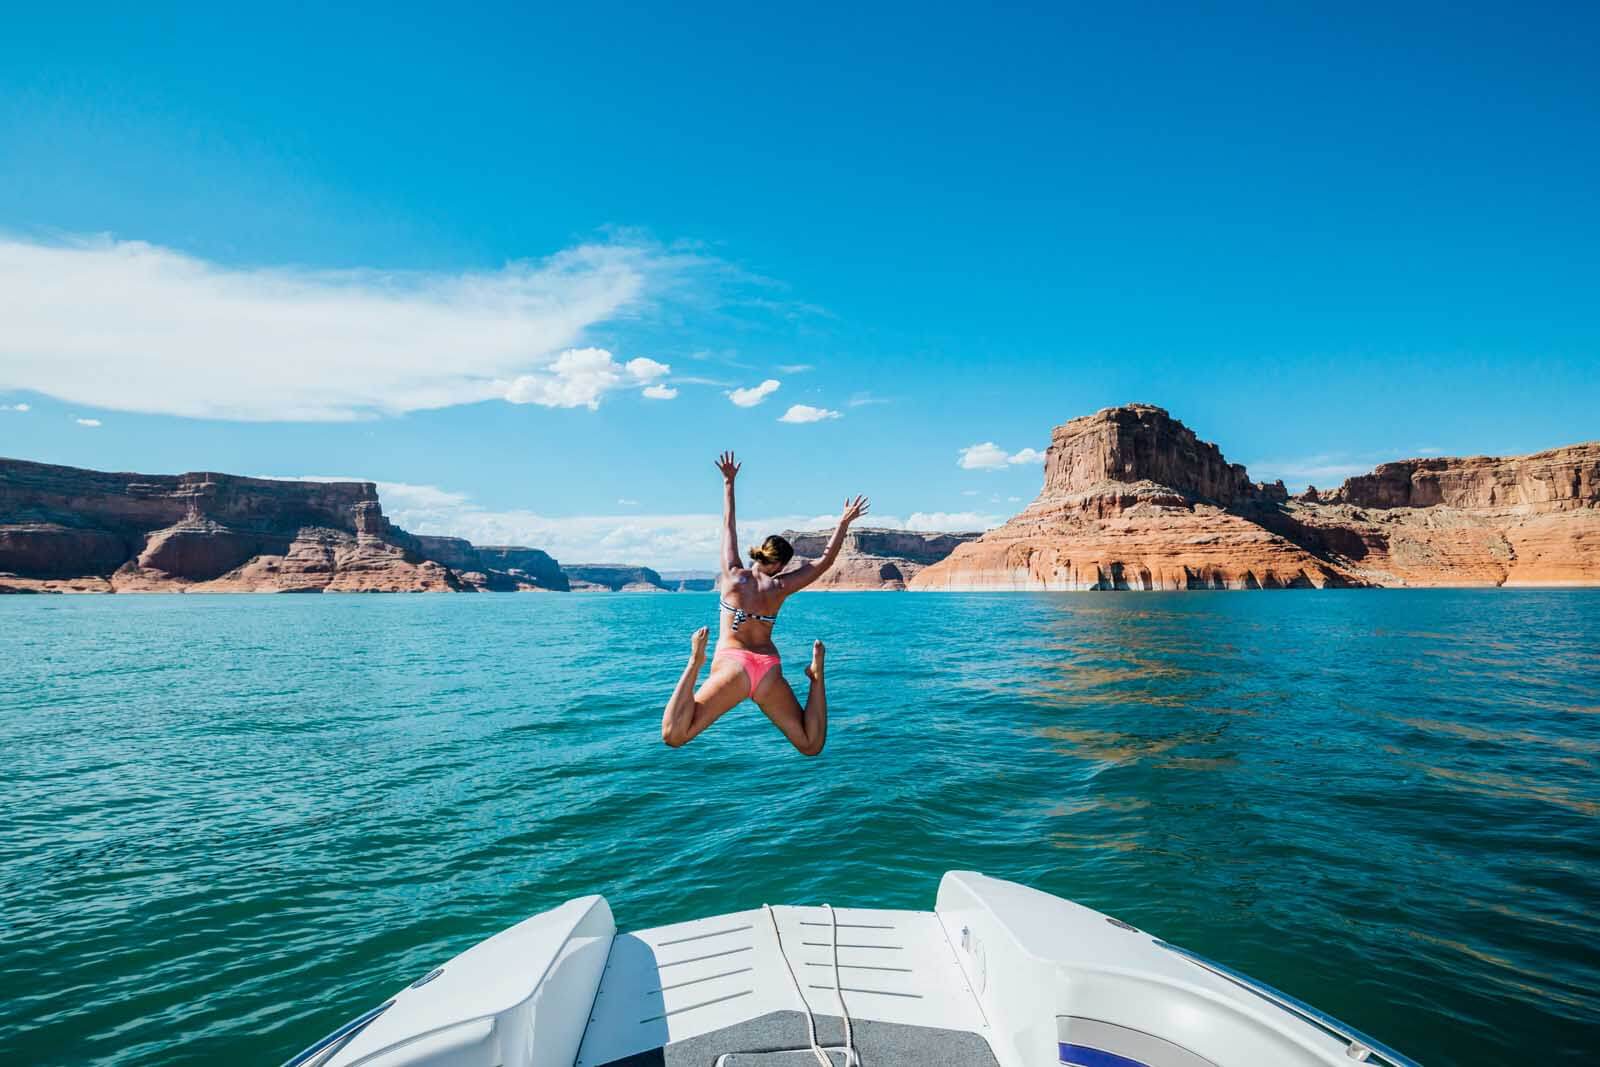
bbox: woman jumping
[661,451,868,755]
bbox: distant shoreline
[6,583,1599,597]
[5,401,1598,594]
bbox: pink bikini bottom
[714,648,781,696]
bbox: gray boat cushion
[599,1009,1000,1066]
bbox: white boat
[284,871,1418,1067]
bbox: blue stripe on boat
[1058,1044,1153,1067]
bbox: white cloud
[75,417,102,427]
[962,489,979,496]
[958,442,1045,470]
[1416,445,1444,456]
[505,347,628,409]
[776,363,814,374]
[958,442,1009,470]
[901,511,1001,532]
[625,357,670,382]
[728,379,781,407]
[617,498,640,507]
[369,480,470,508]
[778,404,841,423]
[1,402,30,412]
[505,348,672,409]
[0,234,681,421]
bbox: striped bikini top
[720,599,777,632]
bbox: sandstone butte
[910,404,1600,591]
[0,459,568,594]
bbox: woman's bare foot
[690,625,709,664]
[805,639,825,682]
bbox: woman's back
[718,567,784,652]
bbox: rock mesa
[561,564,671,592]
[911,405,1600,590]
[0,459,565,593]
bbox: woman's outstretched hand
[841,494,870,526]
[715,451,741,483]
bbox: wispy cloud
[0,402,29,412]
[776,363,814,374]
[728,379,781,407]
[1247,454,1376,488]
[1416,445,1444,456]
[778,404,841,423]
[958,442,1044,470]
[642,384,678,400]
[0,233,695,421]
[685,348,749,369]
[848,391,891,408]
[75,417,102,427]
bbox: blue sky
[2,3,1596,567]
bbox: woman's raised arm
[715,451,742,573]
[780,495,869,593]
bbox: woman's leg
[753,641,828,756]
[661,627,749,747]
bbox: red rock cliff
[474,546,569,591]
[1044,404,1259,506]
[913,406,1600,591]
[914,406,1351,591]
[1330,447,1599,512]
[1282,445,1600,587]
[0,459,561,593]
[560,564,669,592]
[413,537,568,591]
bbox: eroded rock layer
[912,405,1600,591]
[416,538,568,591]
[561,564,670,592]
[0,459,562,593]
[778,527,981,590]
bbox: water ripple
[1,591,1597,1065]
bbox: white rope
[821,904,854,1063]
[714,903,856,1067]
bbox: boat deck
[574,905,997,1066]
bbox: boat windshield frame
[1153,940,1422,1067]
[280,998,394,1067]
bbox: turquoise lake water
[3,591,1598,1066]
